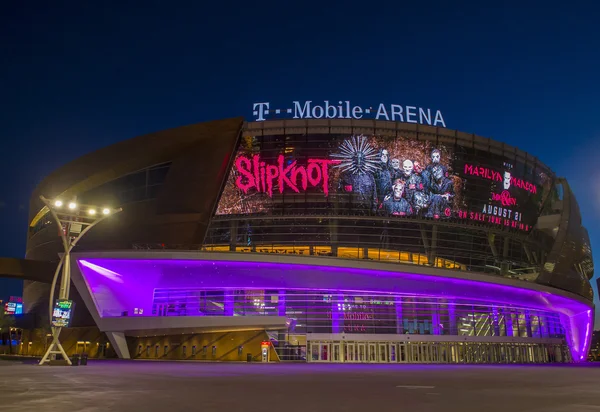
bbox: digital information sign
[3,296,23,316]
[216,134,551,232]
[51,299,75,327]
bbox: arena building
[1,114,594,363]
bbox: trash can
[246,353,252,363]
[71,354,80,366]
[80,353,88,366]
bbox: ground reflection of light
[79,260,124,283]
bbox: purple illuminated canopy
[73,255,594,362]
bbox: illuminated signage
[4,302,23,315]
[491,191,517,207]
[252,100,446,127]
[463,164,537,194]
[51,299,75,327]
[4,296,23,316]
[217,133,546,232]
[235,155,340,197]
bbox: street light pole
[38,196,121,366]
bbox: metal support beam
[501,237,510,276]
[487,233,498,258]
[420,224,438,266]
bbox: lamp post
[39,195,122,366]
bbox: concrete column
[448,303,457,335]
[505,310,514,337]
[431,304,441,335]
[395,297,403,334]
[331,294,343,334]
[525,311,533,337]
[106,332,130,359]
[229,221,238,252]
[492,306,500,336]
[330,219,338,257]
[278,290,286,317]
[224,290,234,316]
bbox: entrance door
[368,343,377,362]
[390,344,397,362]
[439,343,448,363]
[320,343,330,361]
[430,343,439,363]
[410,343,420,363]
[332,343,341,362]
[378,343,388,363]
[309,342,330,362]
[345,343,356,362]
[398,343,408,363]
[357,343,367,362]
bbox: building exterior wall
[7,118,593,363]
[10,326,116,358]
[128,330,277,362]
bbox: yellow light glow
[68,202,77,210]
[88,209,96,215]
[102,208,111,215]
[54,200,63,207]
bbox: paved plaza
[1,360,600,412]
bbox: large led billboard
[216,134,551,232]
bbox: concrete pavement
[1,360,600,412]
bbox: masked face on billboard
[413,191,430,211]
[413,161,422,173]
[432,164,445,181]
[380,149,389,164]
[503,171,511,190]
[216,132,544,232]
[392,180,405,199]
[402,160,414,177]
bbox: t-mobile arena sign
[252,100,447,127]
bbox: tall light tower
[39,195,122,366]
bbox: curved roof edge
[244,119,555,176]
[28,117,245,223]
[71,249,593,306]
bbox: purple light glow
[75,257,594,362]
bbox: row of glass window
[29,162,172,237]
[150,289,565,339]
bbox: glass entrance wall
[307,340,571,364]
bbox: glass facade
[78,162,171,206]
[29,162,171,237]
[150,288,566,339]
[203,126,593,300]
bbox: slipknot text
[235,154,340,197]
[464,164,537,194]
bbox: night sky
[1,2,598,326]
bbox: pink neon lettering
[307,163,322,187]
[235,156,255,194]
[233,154,340,197]
[491,190,517,206]
[464,163,537,194]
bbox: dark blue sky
[1,2,598,324]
